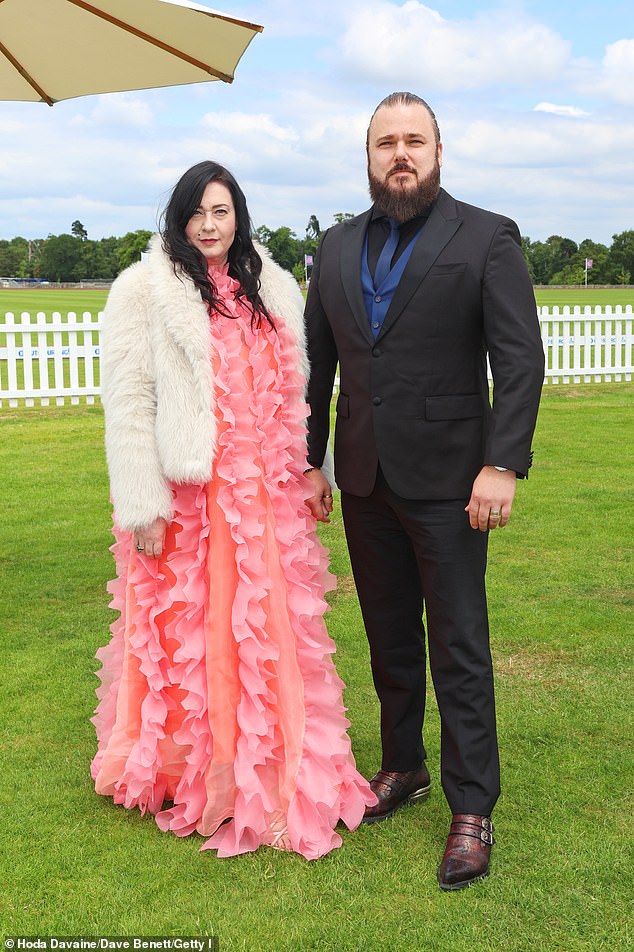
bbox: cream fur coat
[101,235,308,532]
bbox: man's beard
[368,160,441,222]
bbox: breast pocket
[427,263,467,277]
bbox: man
[304,92,544,890]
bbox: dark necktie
[373,218,400,289]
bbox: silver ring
[136,544,144,551]
[490,510,500,517]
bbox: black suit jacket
[305,188,545,500]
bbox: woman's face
[185,181,236,266]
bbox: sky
[1,0,633,247]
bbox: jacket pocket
[425,394,484,421]
[336,392,350,418]
[428,263,467,276]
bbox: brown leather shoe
[362,766,431,823]
[437,814,494,890]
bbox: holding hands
[304,468,334,523]
[304,464,517,532]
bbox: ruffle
[91,272,375,859]
[91,484,211,816]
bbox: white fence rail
[539,306,632,384]
[0,306,632,408]
[0,311,102,407]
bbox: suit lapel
[340,208,375,345]
[377,190,463,341]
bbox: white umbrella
[0,0,263,105]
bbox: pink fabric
[91,267,375,859]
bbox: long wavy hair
[161,160,273,329]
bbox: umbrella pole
[0,39,55,104]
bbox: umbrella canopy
[0,0,263,105]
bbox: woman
[90,161,375,859]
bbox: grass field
[1,286,634,319]
[0,288,110,315]
[0,383,632,950]
[533,287,634,309]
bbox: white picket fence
[0,305,632,408]
[538,305,633,384]
[0,311,102,407]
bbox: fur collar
[142,233,307,375]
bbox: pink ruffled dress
[91,266,375,859]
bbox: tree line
[0,221,153,283]
[1,216,633,286]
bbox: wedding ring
[490,510,500,517]
[136,544,144,551]
[324,493,333,498]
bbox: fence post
[1,307,632,405]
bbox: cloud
[193,110,311,187]
[598,38,634,106]
[569,37,634,107]
[0,196,155,240]
[70,94,154,128]
[200,111,296,142]
[338,1,570,90]
[534,102,590,117]
[447,112,634,168]
[194,104,370,192]
[232,0,346,38]
[0,2,632,249]
[440,109,634,241]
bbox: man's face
[367,102,442,202]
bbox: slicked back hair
[366,92,441,149]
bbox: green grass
[534,287,633,309]
[1,286,633,319]
[0,385,632,950]
[0,288,109,315]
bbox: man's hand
[304,468,334,523]
[133,517,168,558]
[465,466,517,531]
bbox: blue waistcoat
[361,226,424,339]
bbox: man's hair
[366,92,441,148]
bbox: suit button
[372,347,381,357]
[372,396,382,406]
[375,295,382,303]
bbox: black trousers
[341,468,500,816]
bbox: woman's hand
[133,518,168,558]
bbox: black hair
[161,160,272,328]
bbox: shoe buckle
[481,817,493,833]
[480,829,493,845]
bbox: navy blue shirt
[366,204,434,280]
